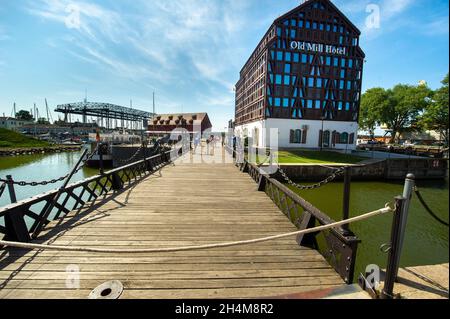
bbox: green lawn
[0,128,51,148]
[253,149,365,164]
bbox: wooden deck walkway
[0,150,344,299]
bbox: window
[275,75,282,84]
[285,52,291,62]
[291,19,296,27]
[277,27,282,37]
[338,101,343,110]
[326,24,331,31]
[317,78,322,88]
[284,64,291,73]
[320,23,324,30]
[307,100,313,108]
[277,51,283,61]
[326,56,331,66]
[315,100,321,109]
[313,22,317,29]
[341,58,346,68]
[301,54,308,63]
[345,102,351,111]
[306,20,311,29]
[308,78,314,87]
[340,132,349,144]
[283,98,289,107]
[333,57,339,67]
[293,53,299,62]
[290,29,296,38]
[274,98,281,107]
[284,75,290,85]
[339,80,345,89]
[349,59,353,68]
[347,81,352,90]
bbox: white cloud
[421,16,449,36]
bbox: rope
[0,205,394,254]
[414,186,449,227]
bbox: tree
[359,88,390,137]
[419,73,449,146]
[15,110,34,121]
[37,118,50,125]
[379,84,432,143]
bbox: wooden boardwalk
[0,149,344,299]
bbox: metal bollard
[381,196,406,299]
[394,173,415,279]
[6,175,17,204]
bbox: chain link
[279,166,344,191]
[115,144,145,164]
[0,145,99,187]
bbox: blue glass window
[299,20,304,28]
[306,21,311,29]
[301,54,307,63]
[326,24,331,31]
[277,27,282,37]
[333,25,337,32]
[315,100,321,109]
[293,88,298,97]
[347,81,352,90]
[338,101,343,110]
[340,69,345,78]
[349,59,353,68]
[275,75,282,85]
[340,26,344,33]
[293,53,299,62]
[283,20,289,26]
[268,98,273,106]
[284,75,290,85]
[269,74,274,84]
[339,36,343,45]
[270,50,275,60]
[345,102,351,111]
[341,58,346,68]
[317,78,322,88]
[292,75,297,84]
[285,52,291,62]
[307,100,313,109]
[291,19,296,27]
[274,98,281,107]
[320,23,324,30]
[283,98,289,107]
[340,80,345,89]
[284,64,291,73]
[308,78,314,87]
[290,29,296,38]
[333,57,339,67]
[277,51,283,61]
[313,22,317,29]
[326,56,331,66]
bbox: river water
[0,150,448,279]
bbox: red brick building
[147,113,212,136]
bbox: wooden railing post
[4,175,31,242]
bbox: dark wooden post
[340,167,353,236]
[4,175,31,242]
[99,143,105,175]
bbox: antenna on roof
[84,88,87,103]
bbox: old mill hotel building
[234,0,365,149]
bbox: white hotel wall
[235,119,358,150]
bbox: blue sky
[0,0,448,131]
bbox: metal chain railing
[279,166,345,191]
[115,144,145,164]
[0,144,99,187]
[414,186,449,227]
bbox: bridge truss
[55,101,154,130]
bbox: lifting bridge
[55,101,154,130]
